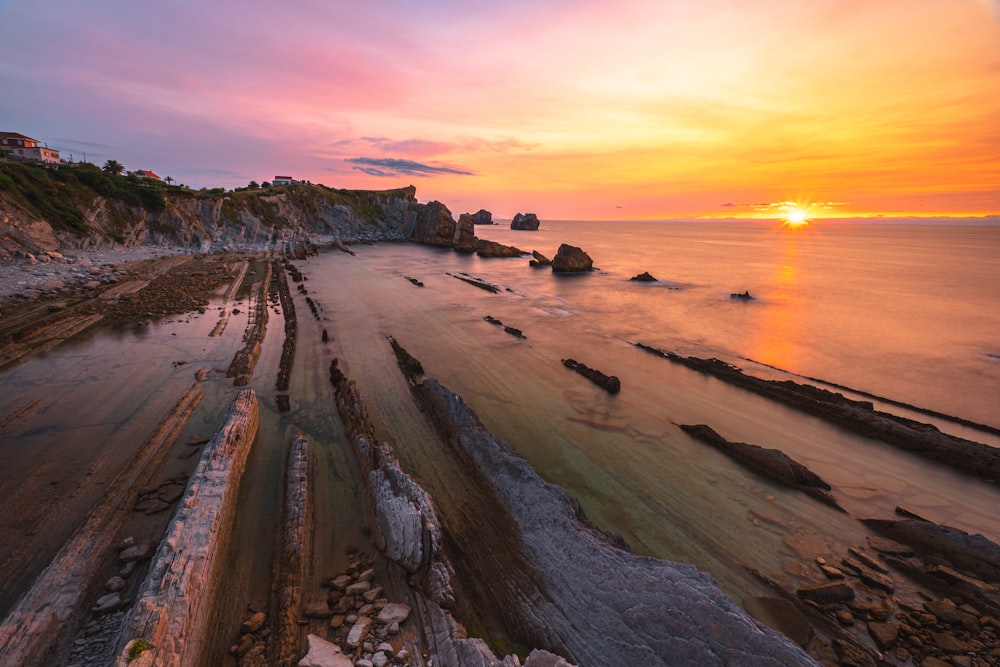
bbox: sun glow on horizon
[782,207,810,228]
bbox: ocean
[471,219,1000,427]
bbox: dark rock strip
[0,385,204,667]
[634,342,1000,483]
[561,358,620,394]
[446,272,501,293]
[483,316,526,339]
[476,239,525,258]
[275,260,297,412]
[405,276,424,287]
[227,259,272,386]
[303,296,322,320]
[390,341,815,666]
[679,424,844,511]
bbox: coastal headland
[2,171,1000,666]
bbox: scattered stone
[346,616,372,648]
[797,581,855,604]
[377,603,411,625]
[93,592,125,613]
[330,574,352,591]
[848,547,888,573]
[836,610,855,626]
[330,615,345,629]
[241,611,267,634]
[924,598,962,624]
[362,586,382,603]
[304,601,332,618]
[868,620,898,649]
[297,634,352,667]
[119,541,155,563]
[345,580,371,596]
[867,535,914,556]
[820,565,845,579]
[630,271,657,282]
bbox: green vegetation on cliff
[0,161,167,233]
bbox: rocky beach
[2,176,1000,666]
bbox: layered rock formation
[113,389,260,667]
[551,244,594,273]
[389,345,816,666]
[0,179,418,259]
[510,212,540,230]
[529,250,551,267]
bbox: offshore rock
[529,250,551,267]
[561,358,620,394]
[471,209,494,225]
[476,239,525,258]
[551,244,593,273]
[510,212,540,230]
[630,271,657,282]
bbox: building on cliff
[133,169,161,180]
[0,132,60,165]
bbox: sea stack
[510,212,540,230]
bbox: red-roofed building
[273,175,295,186]
[134,170,161,180]
[0,132,60,165]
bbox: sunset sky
[1,1,998,219]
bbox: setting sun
[783,208,810,227]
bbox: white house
[0,132,61,165]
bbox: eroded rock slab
[113,389,260,667]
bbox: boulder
[476,239,524,258]
[529,250,551,267]
[630,271,657,282]
[377,603,411,625]
[472,209,494,225]
[730,290,754,300]
[551,244,594,273]
[297,634,352,667]
[510,212,540,230]
[346,616,373,648]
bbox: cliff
[0,161,418,258]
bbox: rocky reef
[469,209,494,225]
[476,239,525,258]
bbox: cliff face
[0,177,418,258]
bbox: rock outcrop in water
[561,358,621,394]
[476,239,525,258]
[404,200,461,248]
[679,424,844,511]
[510,212,540,230]
[551,244,594,273]
[634,342,1000,483]
[529,250,551,267]
[470,209,494,225]
[631,271,657,282]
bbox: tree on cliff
[102,159,124,176]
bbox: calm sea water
[473,220,1000,427]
